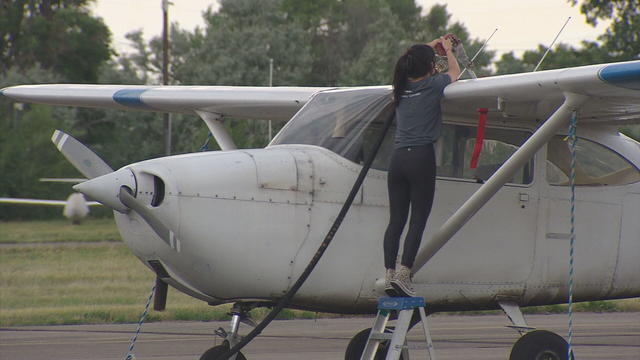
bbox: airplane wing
[1,61,638,125]
[0,85,331,122]
[0,198,101,206]
[442,61,640,126]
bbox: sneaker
[384,268,397,296]
[391,265,415,297]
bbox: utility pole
[162,0,172,155]
[268,58,273,141]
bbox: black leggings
[383,144,436,269]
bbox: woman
[384,36,461,297]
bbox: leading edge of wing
[0,85,331,122]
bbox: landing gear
[200,343,247,360]
[499,301,573,360]
[509,330,573,360]
[200,302,259,360]
[344,328,404,360]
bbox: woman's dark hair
[393,44,436,106]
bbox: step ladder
[360,297,436,360]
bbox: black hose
[217,100,396,360]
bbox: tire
[344,328,404,360]
[200,343,248,360]
[509,330,573,360]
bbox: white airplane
[2,60,639,360]
[0,179,99,224]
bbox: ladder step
[360,297,436,360]
[378,297,425,310]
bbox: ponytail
[393,54,409,107]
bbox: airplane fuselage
[113,125,640,314]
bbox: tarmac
[1,312,638,359]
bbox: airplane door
[533,136,632,301]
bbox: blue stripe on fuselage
[599,62,640,90]
[113,89,153,109]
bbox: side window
[546,136,640,186]
[436,124,533,184]
[365,123,533,184]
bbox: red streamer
[470,108,488,169]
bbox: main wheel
[509,330,573,360]
[344,328,404,360]
[200,343,248,360]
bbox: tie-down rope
[567,110,578,360]
[124,283,156,360]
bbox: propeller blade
[51,130,112,179]
[153,277,168,311]
[118,186,178,249]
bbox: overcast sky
[91,0,610,56]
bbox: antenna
[458,28,498,79]
[533,17,571,72]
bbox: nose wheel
[200,302,261,360]
[200,342,247,360]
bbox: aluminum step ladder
[360,297,436,360]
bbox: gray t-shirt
[394,73,451,149]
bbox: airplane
[0,179,99,224]
[1,59,639,360]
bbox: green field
[0,218,313,326]
[0,218,637,326]
[0,218,122,244]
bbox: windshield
[272,88,394,168]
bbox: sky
[91,0,611,57]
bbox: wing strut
[195,111,238,151]
[412,92,588,274]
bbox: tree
[172,0,313,87]
[495,41,612,74]
[0,66,79,219]
[0,0,113,82]
[569,0,639,60]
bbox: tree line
[0,0,638,219]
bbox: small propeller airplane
[2,59,639,360]
[0,179,99,224]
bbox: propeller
[51,130,170,311]
[51,130,112,179]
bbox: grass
[0,241,315,326]
[0,219,637,326]
[0,218,121,243]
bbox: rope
[124,284,156,360]
[567,110,578,360]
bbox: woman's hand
[441,36,461,82]
[425,39,439,47]
[441,36,454,53]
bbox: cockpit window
[547,136,640,186]
[272,88,394,169]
